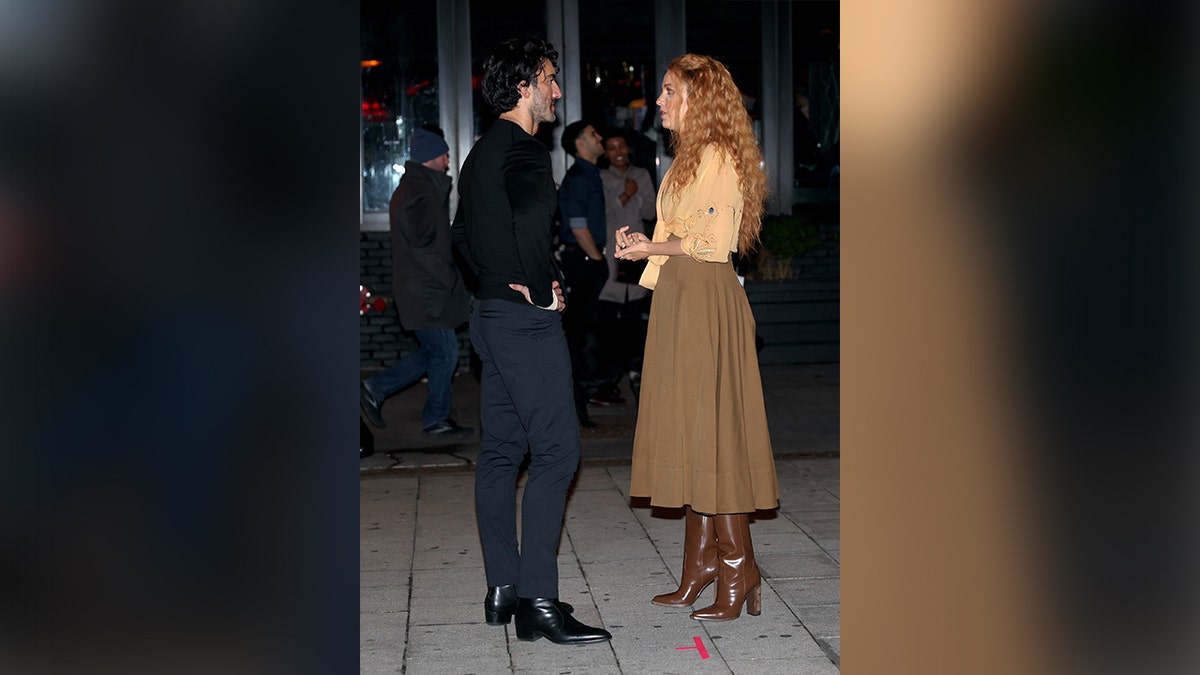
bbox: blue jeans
[363,328,460,429]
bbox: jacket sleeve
[450,176,481,287]
[404,190,437,248]
[557,167,590,236]
[674,152,742,263]
[506,140,559,308]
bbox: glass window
[469,5,547,141]
[793,1,840,190]
[361,0,439,214]
[579,0,658,180]
[686,0,763,137]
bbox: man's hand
[550,280,566,311]
[508,280,567,312]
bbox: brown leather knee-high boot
[652,506,719,607]
[690,513,762,621]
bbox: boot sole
[515,630,611,644]
[689,585,762,620]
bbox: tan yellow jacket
[640,145,743,290]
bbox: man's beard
[532,93,556,124]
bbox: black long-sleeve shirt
[451,119,563,308]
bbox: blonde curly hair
[661,54,769,254]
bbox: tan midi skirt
[629,253,779,514]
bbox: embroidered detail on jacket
[676,201,735,258]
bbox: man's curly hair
[481,36,559,114]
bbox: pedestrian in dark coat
[360,127,474,438]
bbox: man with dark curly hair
[451,36,611,646]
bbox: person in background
[360,126,473,440]
[614,53,780,621]
[451,36,611,646]
[557,119,620,422]
[596,130,656,401]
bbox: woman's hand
[614,226,651,261]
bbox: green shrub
[759,212,820,259]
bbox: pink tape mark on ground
[674,636,710,660]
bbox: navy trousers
[470,298,581,599]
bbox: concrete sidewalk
[360,364,840,673]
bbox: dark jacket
[389,160,469,330]
[451,119,563,308]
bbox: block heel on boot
[484,584,516,625]
[746,584,762,616]
[485,608,514,625]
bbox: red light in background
[406,79,432,96]
[361,98,389,122]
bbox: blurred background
[358,0,839,224]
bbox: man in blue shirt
[558,121,608,261]
[558,120,619,426]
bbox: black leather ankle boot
[485,586,575,625]
[484,585,518,625]
[514,598,611,644]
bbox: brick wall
[359,231,473,372]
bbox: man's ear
[517,80,530,99]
